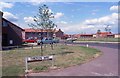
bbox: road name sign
[27,56,53,62]
[25,55,54,73]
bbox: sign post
[25,57,28,73]
[25,55,54,73]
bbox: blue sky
[0,2,119,34]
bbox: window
[3,20,8,27]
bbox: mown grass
[2,44,101,76]
[77,38,120,42]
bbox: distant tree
[105,25,111,33]
[97,29,101,38]
[97,29,101,34]
[105,25,111,38]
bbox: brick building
[96,32,112,38]
[54,29,64,38]
[2,12,24,46]
[24,28,64,39]
[80,34,94,38]
[72,32,118,38]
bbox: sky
[0,1,119,34]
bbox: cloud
[56,21,67,24]
[58,23,96,34]
[28,0,57,5]
[110,5,118,12]
[3,12,18,22]
[0,2,13,11]
[24,17,34,23]
[54,12,64,19]
[56,12,118,34]
[60,21,67,24]
[84,13,118,25]
[24,12,64,24]
[92,12,96,15]
[29,0,43,5]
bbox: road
[28,42,118,76]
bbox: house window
[3,20,8,27]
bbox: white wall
[115,34,120,38]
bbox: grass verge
[77,38,120,42]
[2,44,101,76]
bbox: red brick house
[72,34,81,38]
[2,12,24,46]
[24,28,64,39]
[96,32,112,38]
[71,34,94,38]
[61,34,70,39]
[79,34,94,38]
[54,29,64,39]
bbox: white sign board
[27,55,53,62]
[25,55,54,73]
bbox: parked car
[23,39,37,43]
[37,37,59,45]
[53,38,59,43]
[66,38,77,42]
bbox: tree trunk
[47,31,49,38]
[47,29,52,38]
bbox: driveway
[28,43,118,76]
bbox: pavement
[27,43,118,76]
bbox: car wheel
[37,43,40,45]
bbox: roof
[80,34,93,36]
[55,29,63,33]
[64,34,69,36]
[2,18,24,31]
[97,32,111,34]
[24,28,47,32]
[24,28,63,33]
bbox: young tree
[28,4,57,56]
[29,4,57,38]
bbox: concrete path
[28,44,118,76]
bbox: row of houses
[70,32,120,39]
[24,28,64,40]
[0,11,64,47]
[0,11,120,48]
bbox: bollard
[86,44,88,47]
[31,45,33,49]
[25,57,28,73]
[51,55,54,67]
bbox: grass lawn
[77,38,120,42]
[2,44,101,76]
